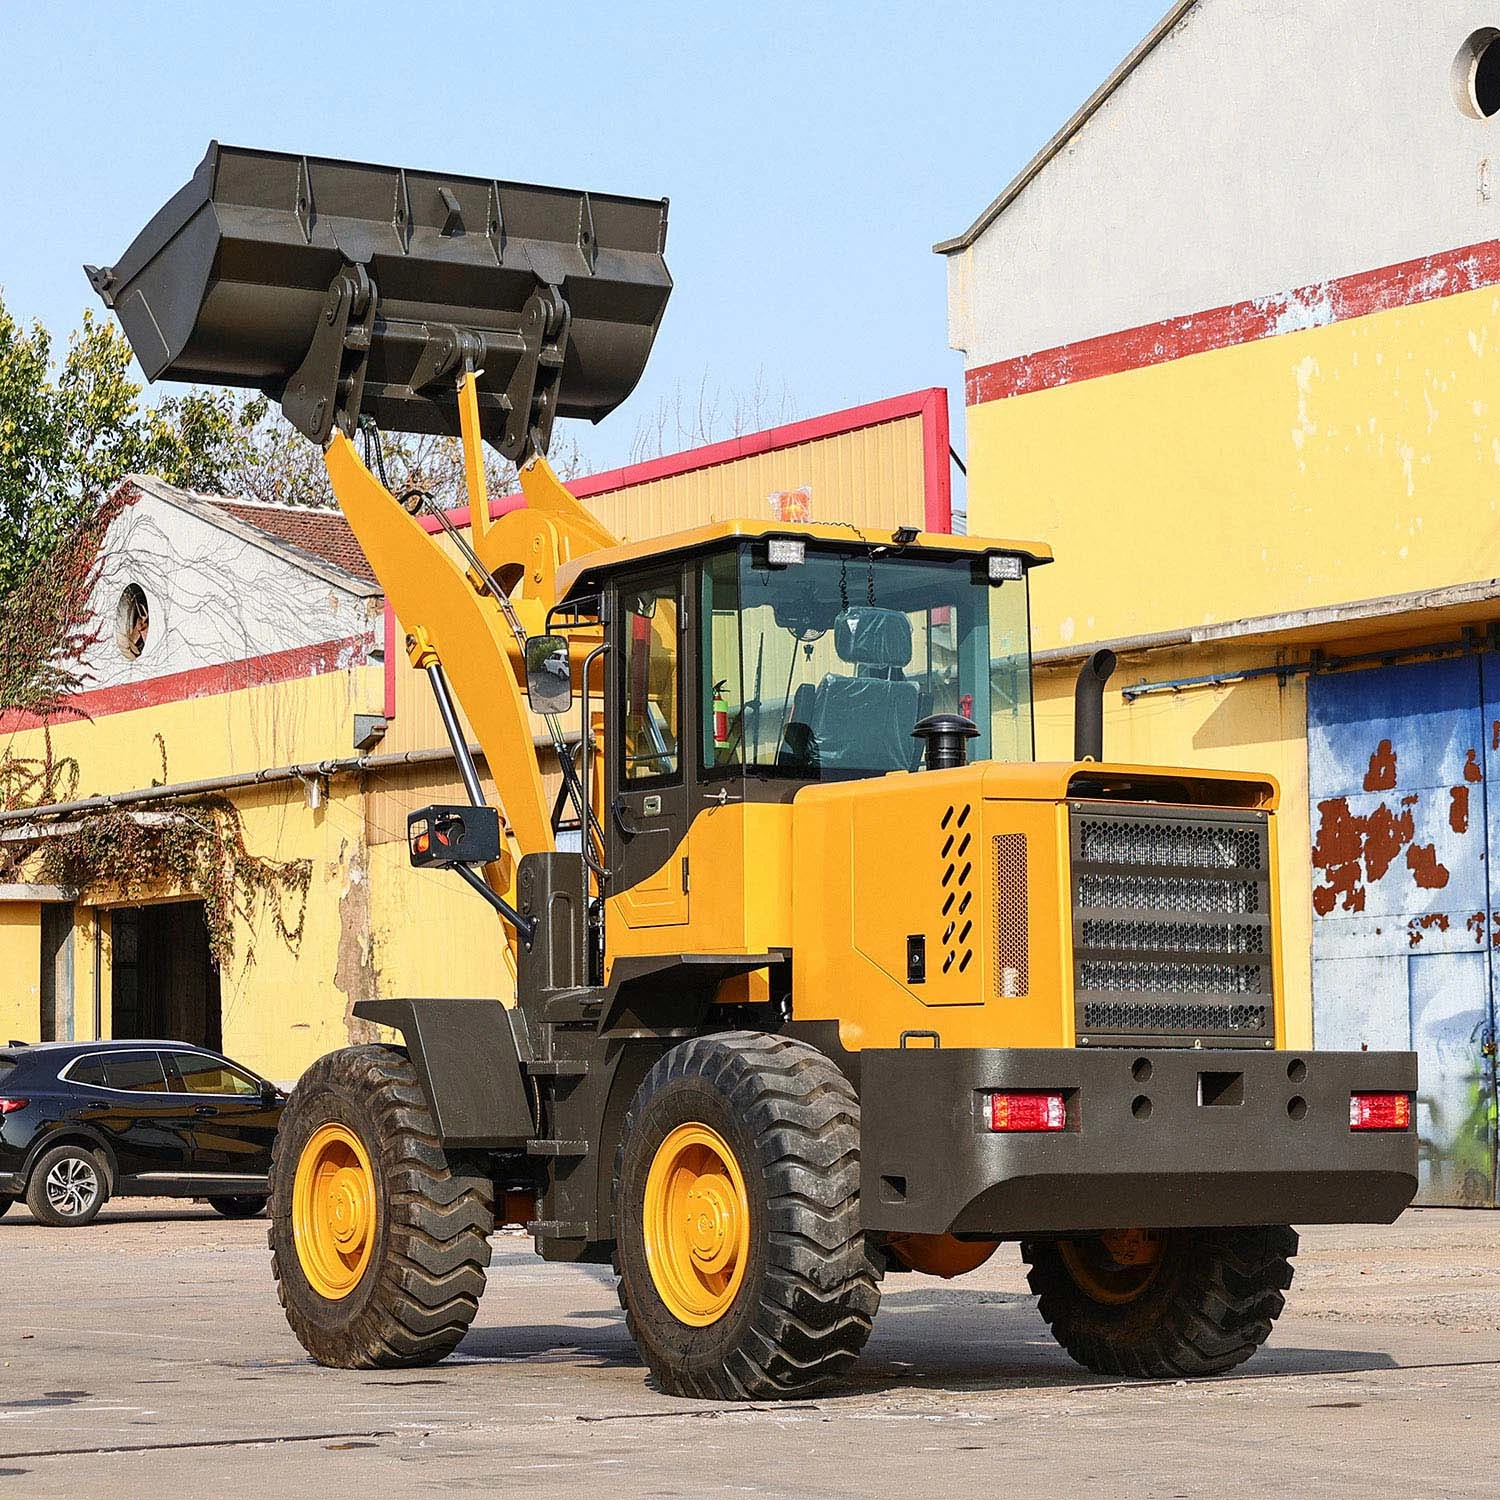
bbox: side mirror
[525,634,573,715]
[261,1080,280,1106]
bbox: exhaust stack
[1073,649,1118,763]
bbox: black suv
[0,1041,284,1226]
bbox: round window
[1454,29,1500,118]
[115,584,150,659]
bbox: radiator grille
[1076,872,1261,915]
[1078,919,1265,955]
[1072,803,1273,1048]
[992,833,1029,996]
[1083,1001,1268,1034]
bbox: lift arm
[89,143,672,961]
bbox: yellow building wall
[967,282,1500,655]
[0,903,41,1045]
[0,666,512,1083]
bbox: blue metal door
[1308,656,1498,1206]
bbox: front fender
[354,998,536,1149]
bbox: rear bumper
[858,1046,1418,1236]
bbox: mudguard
[353,998,535,1148]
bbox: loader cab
[585,530,1041,902]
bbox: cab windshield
[702,544,1033,779]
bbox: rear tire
[208,1195,268,1219]
[1022,1225,1297,1378]
[269,1044,494,1368]
[613,1031,881,1400]
[26,1144,108,1227]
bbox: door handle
[612,797,640,836]
[82,1101,109,1112]
[193,1105,219,1117]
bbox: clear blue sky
[0,0,1166,478]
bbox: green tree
[0,294,253,597]
[0,290,255,713]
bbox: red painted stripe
[0,635,375,732]
[966,239,1500,405]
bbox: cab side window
[621,577,681,783]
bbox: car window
[169,1052,260,1097]
[67,1056,109,1087]
[104,1051,171,1093]
[0,1057,15,1081]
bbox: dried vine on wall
[1,736,311,970]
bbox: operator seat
[783,607,921,772]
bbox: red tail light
[1349,1093,1412,1131]
[987,1092,1067,1132]
[0,1098,27,1115]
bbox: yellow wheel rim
[643,1122,751,1326]
[292,1122,377,1301]
[1057,1229,1165,1306]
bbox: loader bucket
[87,142,671,459]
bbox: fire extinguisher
[713,680,730,753]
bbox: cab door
[609,568,691,927]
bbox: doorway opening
[110,900,222,1050]
[39,903,75,1042]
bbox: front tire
[1022,1225,1298,1378]
[613,1031,881,1400]
[269,1045,494,1368]
[26,1144,108,1227]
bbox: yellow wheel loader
[93,144,1418,1398]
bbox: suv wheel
[27,1145,108,1227]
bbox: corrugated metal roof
[934,0,1199,255]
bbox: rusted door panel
[1411,951,1496,1205]
[1474,655,1500,1203]
[1306,954,1412,1052]
[1307,657,1496,1207]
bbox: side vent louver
[939,803,975,978]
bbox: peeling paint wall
[0,668,505,1084]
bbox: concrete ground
[0,1203,1496,1498]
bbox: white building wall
[947,0,1500,366]
[80,489,380,693]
